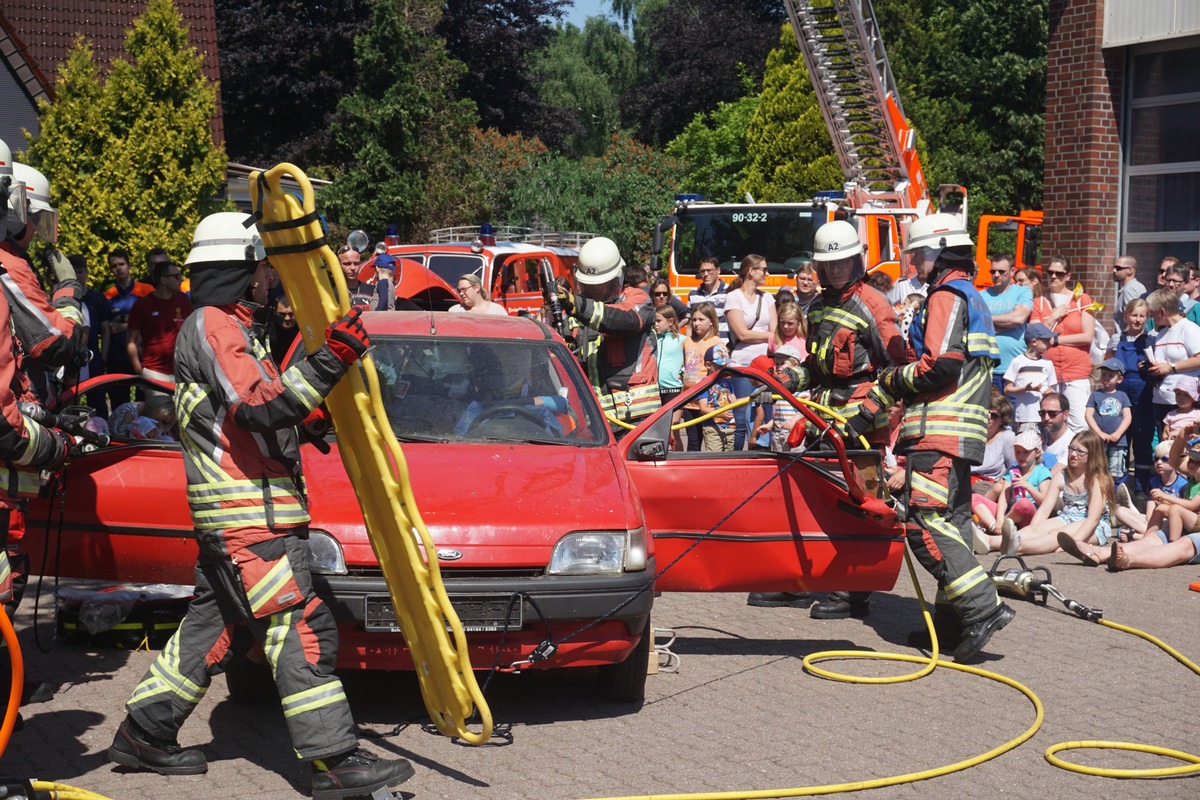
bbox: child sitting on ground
[1163,375,1200,441]
[974,429,1053,552]
[1003,322,1058,433]
[1085,357,1132,488]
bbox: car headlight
[305,529,347,575]
[547,528,646,575]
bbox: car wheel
[596,617,650,705]
[224,654,278,705]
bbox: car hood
[304,441,636,569]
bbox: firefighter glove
[302,406,331,438]
[877,366,902,398]
[556,288,576,317]
[46,249,75,284]
[842,408,874,445]
[325,308,370,364]
[43,427,74,471]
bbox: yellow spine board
[249,164,492,744]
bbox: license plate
[363,593,523,633]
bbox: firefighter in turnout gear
[756,220,909,618]
[0,155,88,394]
[558,236,659,428]
[846,213,1015,662]
[108,212,414,799]
[0,142,74,729]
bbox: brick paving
[5,551,1199,799]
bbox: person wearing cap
[1163,374,1200,441]
[767,220,908,619]
[1002,322,1058,433]
[972,428,1054,552]
[981,253,1032,397]
[847,213,1014,662]
[557,237,659,428]
[697,344,735,451]
[764,345,805,453]
[107,212,415,799]
[1085,358,1132,493]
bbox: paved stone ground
[5,551,1200,800]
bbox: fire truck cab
[385,225,597,316]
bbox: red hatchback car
[28,312,903,704]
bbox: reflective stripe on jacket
[894,270,998,464]
[174,302,348,533]
[0,242,85,369]
[569,287,660,420]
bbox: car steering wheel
[466,402,549,432]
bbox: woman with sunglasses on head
[724,254,777,450]
[450,273,509,316]
[1031,255,1094,434]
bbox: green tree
[24,0,226,278]
[532,17,638,156]
[740,25,842,203]
[502,133,685,261]
[319,0,478,240]
[664,74,759,203]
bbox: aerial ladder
[783,0,967,274]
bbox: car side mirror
[634,440,668,461]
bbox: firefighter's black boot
[747,591,813,608]
[952,603,1015,663]
[311,748,414,800]
[906,607,963,651]
[810,591,870,619]
[108,716,208,775]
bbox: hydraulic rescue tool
[249,164,491,744]
[988,554,1103,622]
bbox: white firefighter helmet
[185,212,264,266]
[575,236,625,286]
[904,213,973,253]
[0,138,12,182]
[12,162,57,243]
[811,220,863,261]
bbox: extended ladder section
[784,0,925,212]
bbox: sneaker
[906,610,964,651]
[747,591,813,608]
[1116,482,1135,513]
[311,748,414,800]
[810,591,870,620]
[108,716,208,775]
[971,522,991,555]
[1000,518,1020,556]
[951,603,1015,663]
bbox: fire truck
[651,0,1040,295]
[379,224,596,316]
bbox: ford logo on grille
[436,548,464,561]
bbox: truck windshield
[671,205,823,276]
[372,336,607,445]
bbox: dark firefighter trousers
[125,529,357,760]
[901,451,1002,626]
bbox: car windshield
[372,335,607,445]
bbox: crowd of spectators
[663,250,1200,574]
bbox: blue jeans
[730,375,757,451]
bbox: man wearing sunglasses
[1112,255,1144,334]
[982,253,1031,397]
[1038,392,1075,463]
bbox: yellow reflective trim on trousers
[281,680,349,719]
[926,513,967,548]
[944,563,990,601]
[248,554,294,614]
[262,608,295,674]
[282,365,322,410]
[911,472,949,505]
[130,641,207,706]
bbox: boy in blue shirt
[1085,357,1132,488]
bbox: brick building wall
[1044,0,1124,307]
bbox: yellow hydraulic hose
[250,164,491,744]
[29,783,114,800]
